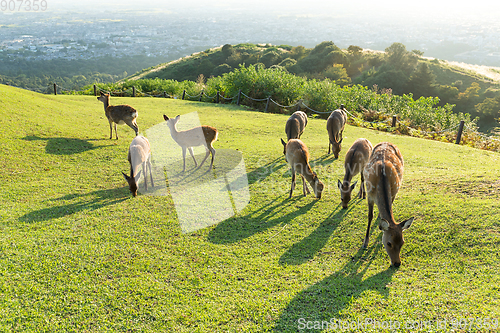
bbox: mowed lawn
[0,85,499,332]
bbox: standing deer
[338,138,373,209]
[326,104,347,158]
[362,142,414,267]
[122,135,154,197]
[97,92,139,139]
[281,138,324,199]
[163,114,218,172]
[285,111,308,141]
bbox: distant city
[1,4,500,67]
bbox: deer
[163,114,218,172]
[122,135,154,197]
[281,138,324,199]
[97,92,139,139]
[362,142,414,267]
[285,111,308,140]
[338,138,373,209]
[326,104,347,158]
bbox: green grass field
[0,84,499,332]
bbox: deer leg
[114,123,118,140]
[363,201,374,248]
[289,167,296,198]
[301,175,310,196]
[328,142,331,154]
[209,146,215,169]
[142,162,148,191]
[181,147,187,172]
[199,146,210,168]
[126,119,139,136]
[359,173,365,199]
[147,158,154,188]
[188,147,197,168]
[108,120,113,139]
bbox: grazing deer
[326,104,347,158]
[163,114,218,172]
[285,111,308,141]
[97,92,139,139]
[122,135,154,197]
[338,138,373,209]
[362,142,414,267]
[281,138,324,199]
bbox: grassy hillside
[1,84,499,331]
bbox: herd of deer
[97,93,413,267]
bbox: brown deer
[281,138,324,199]
[285,111,308,141]
[362,142,414,267]
[122,135,154,197]
[163,114,218,172]
[326,104,347,158]
[97,92,139,139]
[338,138,373,209]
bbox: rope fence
[49,82,500,147]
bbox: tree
[406,63,436,98]
[322,64,351,86]
[475,95,500,121]
[385,42,418,74]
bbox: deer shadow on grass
[207,196,319,244]
[19,187,128,223]
[278,202,360,266]
[273,234,397,332]
[23,136,113,155]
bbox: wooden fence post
[93,85,97,96]
[132,86,136,97]
[297,99,302,111]
[199,91,203,102]
[236,89,242,106]
[391,115,397,127]
[455,120,465,144]
[182,90,186,100]
[163,91,167,98]
[53,83,57,95]
[216,91,220,104]
[265,96,271,112]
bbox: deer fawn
[281,138,324,199]
[122,135,154,197]
[163,114,218,172]
[97,92,139,139]
[362,142,414,267]
[338,138,373,209]
[285,111,308,141]
[326,105,347,158]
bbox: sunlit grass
[0,85,499,332]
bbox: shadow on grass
[23,135,113,155]
[19,187,128,223]
[278,203,359,266]
[273,234,397,332]
[246,156,287,185]
[207,196,319,244]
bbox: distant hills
[124,42,500,130]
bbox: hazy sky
[47,0,500,18]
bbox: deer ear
[281,138,286,147]
[175,115,180,120]
[379,219,390,231]
[337,179,342,190]
[350,180,357,190]
[122,171,130,181]
[400,217,414,231]
[163,114,169,121]
[339,137,343,144]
